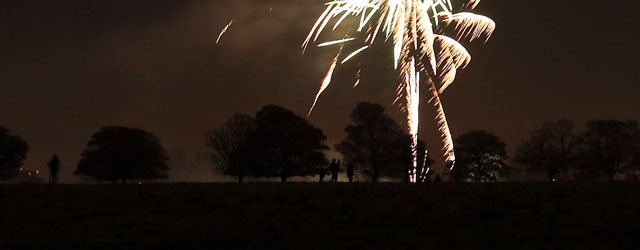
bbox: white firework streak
[216,20,234,44]
[304,0,495,182]
[318,38,356,47]
[341,46,369,64]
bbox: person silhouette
[346,163,354,183]
[330,159,339,182]
[48,155,60,184]
[319,166,326,182]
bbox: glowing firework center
[304,0,495,183]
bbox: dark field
[1,183,639,249]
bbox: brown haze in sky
[2,0,639,182]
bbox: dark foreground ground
[1,183,639,250]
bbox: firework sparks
[318,38,356,47]
[308,51,342,117]
[341,46,369,64]
[353,65,362,88]
[216,20,234,44]
[304,0,495,182]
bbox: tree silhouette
[450,130,509,182]
[575,120,640,181]
[0,126,28,181]
[237,105,328,182]
[515,119,578,182]
[205,113,256,183]
[336,102,407,182]
[75,126,170,183]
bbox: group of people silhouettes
[319,159,355,183]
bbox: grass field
[1,183,639,249]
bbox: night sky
[2,0,639,182]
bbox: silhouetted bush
[75,126,170,183]
[0,126,28,181]
[450,130,509,182]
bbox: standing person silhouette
[330,159,339,182]
[319,165,326,182]
[48,155,60,184]
[346,163,354,183]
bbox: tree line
[1,102,639,183]
[206,103,640,183]
[206,103,429,183]
[515,119,640,182]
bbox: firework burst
[304,0,495,182]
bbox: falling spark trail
[353,66,362,88]
[308,51,341,116]
[216,20,234,44]
[304,0,495,182]
[318,38,356,47]
[341,46,369,64]
[353,78,360,88]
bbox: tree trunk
[372,167,379,183]
[371,158,379,182]
[280,175,287,182]
[238,175,244,183]
[121,179,127,184]
[370,139,378,183]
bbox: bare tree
[205,113,256,182]
[575,120,640,181]
[515,119,578,181]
